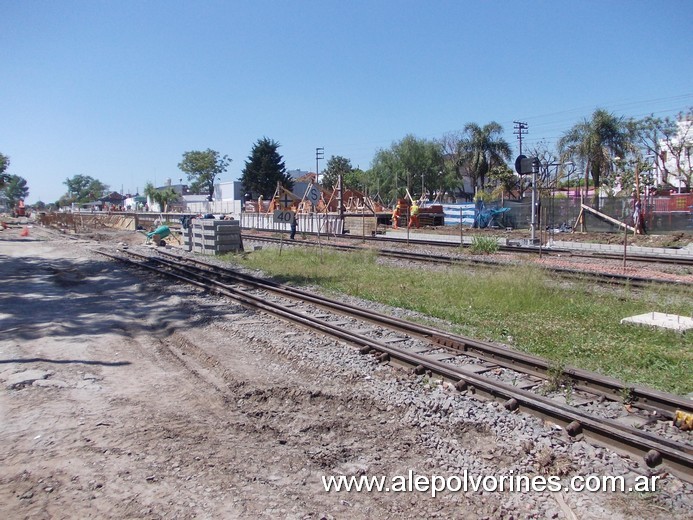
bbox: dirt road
[1,226,690,519]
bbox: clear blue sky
[2,0,691,204]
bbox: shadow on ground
[0,253,211,342]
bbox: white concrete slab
[620,312,693,333]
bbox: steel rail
[154,248,692,419]
[97,248,693,482]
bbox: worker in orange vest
[392,203,402,229]
[408,201,420,228]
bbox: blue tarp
[441,202,511,228]
[475,206,511,228]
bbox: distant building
[213,181,244,201]
[287,169,310,180]
[123,195,146,210]
[100,191,125,207]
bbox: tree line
[2,107,690,210]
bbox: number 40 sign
[273,209,294,223]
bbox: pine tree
[241,138,293,198]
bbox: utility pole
[513,121,528,155]
[531,158,540,244]
[315,147,324,184]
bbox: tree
[62,175,108,203]
[457,122,512,192]
[344,167,367,192]
[439,131,471,201]
[522,140,581,198]
[144,182,179,212]
[628,114,670,184]
[369,135,444,203]
[0,153,10,188]
[487,164,518,200]
[558,109,630,200]
[321,156,353,190]
[178,149,231,200]
[368,148,399,203]
[240,137,293,198]
[2,175,29,208]
[320,156,367,192]
[657,109,692,189]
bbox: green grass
[222,247,693,395]
[468,235,500,254]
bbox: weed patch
[469,236,499,254]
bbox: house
[123,195,146,211]
[99,191,125,208]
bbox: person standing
[290,209,298,240]
[633,199,645,234]
[392,203,401,229]
[408,201,420,228]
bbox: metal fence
[240,212,344,235]
[471,194,693,233]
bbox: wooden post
[634,162,643,235]
[361,205,365,242]
[539,203,543,259]
[406,206,410,245]
[578,204,635,233]
[623,214,628,269]
[579,159,589,232]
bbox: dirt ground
[1,224,691,520]
[0,228,493,519]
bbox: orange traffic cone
[20,227,29,237]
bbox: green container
[147,225,170,239]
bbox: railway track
[241,234,693,288]
[96,246,693,483]
[352,232,693,267]
[239,228,693,267]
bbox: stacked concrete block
[344,215,378,237]
[184,219,243,255]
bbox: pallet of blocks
[184,219,243,254]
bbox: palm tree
[144,182,179,212]
[557,109,630,201]
[457,122,512,192]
